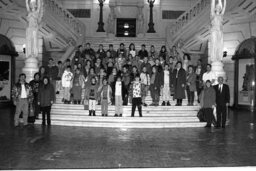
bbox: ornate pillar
[22,0,43,82]
[137,4,144,38]
[147,0,156,33]
[107,3,116,38]
[96,0,105,32]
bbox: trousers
[14,99,29,126]
[162,84,170,101]
[89,99,96,111]
[63,87,71,101]
[115,95,123,114]
[131,97,142,117]
[41,106,51,125]
[101,99,108,114]
[216,105,227,127]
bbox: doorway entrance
[116,18,136,37]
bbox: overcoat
[172,68,186,99]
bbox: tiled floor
[0,106,256,169]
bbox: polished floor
[0,106,256,169]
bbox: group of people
[12,42,230,129]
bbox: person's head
[43,76,50,85]
[77,63,82,69]
[120,43,124,49]
[73,64,78,70]
[159,56,164,61]
[91,77,96,85]
[78,45,83,52]
[103,78,108,85]
[57,61,62,66]
[161,45,166,52]
[132,66,138,73]
[142,66,147,73]
[66,59,71,65]
[100,67,105,75]
[150,45,155,51]
[85,60,91,67]
[123,66,128,73]
[96,58,101,64]
[183,54,191,60]
[34,72,40,81]
[19,73,26,83]
[48,58,54,65]
[129,43,135,51]
[112,67,117,74]
[128,54,132,59]
[197,59,202,65]
[143,56,148,63]
[135,74,140,82]
[118,53,123,58]
[169,56,174,63]
[86,43,91,48]
[155,58,160,65]
[172,46,176,51]
[117,76,122,82]
[176,61,182,69]
[89,67,95,75]
[188,65,194,73]
[39,66,45,74]
[141,44,146,50]
[66,65,71,72]
[109,44,114,50]
[218,76,224,84]
[99,44,103,50]
[206,64,212,72]
[164,64,169,70]
[75,69,81,74]
[106,51,111,58]
[206,80,212,88]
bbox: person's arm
[226,84,230,105]
[26,0,30,12]
[211,0,215,17]
[221,0,227,15]
[50,84,55,104]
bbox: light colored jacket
[140,72,150,86]
[62,70,73,88]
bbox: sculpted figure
[26,0,43,58]
[210,0,226,62]
[107,9,115,34]
[137,13,144,34]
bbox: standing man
[214,76,230,128]
[12,73,33,127]
[202,64,217,85]
[46,58,59,99]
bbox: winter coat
[140,72,150,86]
[172,68,186,99]
[186,72,197,92]
[200,87,216,108]
[99,85,112,103]
[61,70,73,88]
[38,84,55,107]
[12,82,33,104]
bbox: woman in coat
[186,65,197,106]
[172,61,186,106]
[199,80,216,127]
[38,76,55,126]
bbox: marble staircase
[35,90,204,128]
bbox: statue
[210,0,226,62]
[25,0,43,58]
[137,13,144,34]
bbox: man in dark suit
[213,76,230,128]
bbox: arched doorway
[0,34,18,104]
[232,37,256,110]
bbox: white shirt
[219,84,223,92]
[164,70,170,84]
[202,71,216,84]
[130,50,136,57]
[140,73,150,85]
[115,81,122,96]
[20,84,27,98]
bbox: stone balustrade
[44,0,85,38]
[168,0,210,38]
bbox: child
[161,64,172,106]
[129,74,143,117]
[99,78,112,116]
[140,66,150,106]
[150,66,162,106]
[122,65,131,106]
[115,76,123,117]
[61,66,73,104]
[86,77,98,116]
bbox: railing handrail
[168,0,210,39]
[44,0,85,39]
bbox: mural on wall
[0,57,11,101]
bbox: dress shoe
[143,103,148,107]
[167,101,171,106]
[114,114,118,117]
[161,101,166,106]
[119,114,122,117]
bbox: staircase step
[35,120,205,128]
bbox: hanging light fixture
[124,31,129,36]
[124,23,129,29]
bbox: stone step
[34,120,205,128]
[38,115,199,122]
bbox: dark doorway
[116,18,136,37]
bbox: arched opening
[232,37,256,110]
[0,34,18,104]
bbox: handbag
[197,108,206,122]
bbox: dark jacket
[150,72,162,91]
[140,62,152,75]
[172,68,186,99]
[138,50,148,60]
[213,84,230,106]
[200,86,216,108]
[46,65,59,80]
[186,72,197,91]
[160,70,173,87]
[38,83,55,107]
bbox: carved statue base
[108,33,115,39]
[22,56,39,82]
[137,33,144,38]
[211,61,226,83]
